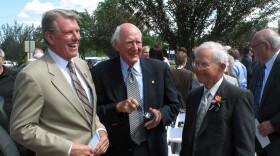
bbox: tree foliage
[121,0,280,52]
[0,21,45,63]
[78,0,159,58]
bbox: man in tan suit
[10,9,109,156]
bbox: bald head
[251,29,280,64]
[111,23,142,46]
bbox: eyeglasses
[194,62,212,69]
[251,42,265,49]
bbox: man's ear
[44,31,54,45]
[113,41,119,51]
[220,63,226,71]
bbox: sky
[0,0,104,27]
[0,0,279,28]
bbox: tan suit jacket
[10,51,105,156]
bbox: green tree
[81,0,158,58]
[121,0,280,52]
[0,21,36,62]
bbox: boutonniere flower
[209,95,224,111]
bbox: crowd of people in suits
[0,8,280,156]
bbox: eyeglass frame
[194,62,219,70]
[251,42,265,49]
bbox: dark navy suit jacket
[91,56,180,156]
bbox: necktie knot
[67,61,75,70]
[127,67,135,83]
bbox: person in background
[87,59,94,70]
[33,48,44,59]
[91,23,180,156]
[171,51,193,109]
[142,46,150,58]
[0,48,15,125]
[178,47,194,71]
[250,28,280,156]
[228,48,247,89]
[180,41,254,156]
[224,54,240,87]
[10,9,108,156]
[241,46,256,89]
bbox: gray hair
[257,32,280,50]
[0,48,5,57]
[194,41,228,65]
[111,26,121,46]
[42,9,80,45]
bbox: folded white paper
[88,132,101,148]
[255,119,270,148]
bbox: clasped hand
[70,131,109,156]
[116,97,162,129]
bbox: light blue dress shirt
[231,60,247,89]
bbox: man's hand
[258,120,275,137]
[93,130,109,155]
[116,97,139,113]
[145,108,162,129]
[70,143,95,156]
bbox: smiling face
[44,16,80,60]
[114,23,142,66]
[194,48,224,89]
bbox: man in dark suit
[180,41,255,156]
[91,23,180,156]
[241,46,256,89]
[250,29,280,156]
[171,51,193,109]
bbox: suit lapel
[197,80,227,138]
[261,53,280,107]
[44,53,90,123]
[250,64,261,92]
[140,58,159,111]
[189,87,204,143]
[109,57,127,101]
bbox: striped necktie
[67,61,93,123]
[127,67,146,145]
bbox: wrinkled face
[44,16,80,60]
[194,48,223,89]
[251,37,269,64]
[115,26,142,66]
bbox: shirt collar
[48,48,73,70]
[204,77,224,97]
[264,49,279,70]
[120,56,141,74]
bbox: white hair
[111,26,121,46]
[0,48,5,57]
[194,41,228,65]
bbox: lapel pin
[151,80,155,84]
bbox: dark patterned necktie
[127,67,146,145]
[254,64,266,119]
[194,90,210,140]
[67,61,93,123]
